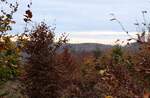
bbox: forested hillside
[0,0,150,98]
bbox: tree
[0,0,21,86]
[22,22,67,98]
[94,45,144,98]
[56,48,80,97]
[132,42,150,93]
[0,1,25,97]
[110,11,150,97]
[92,47,102,60]
[0,0,18,35]
[111,45,123,64]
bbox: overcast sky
[10,0,150,44]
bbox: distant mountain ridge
[61,43,112,52]
[60,42,140,52]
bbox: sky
[4,0,150,44]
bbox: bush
[22,22,67,98]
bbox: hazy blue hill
[60,43,112,52]
[60,42,140,53]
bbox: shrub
[22,22,67,98]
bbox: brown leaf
[25,10,32,18]
[24,18,28,22]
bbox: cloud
[64,31,138,44]
[69,37,117,45]
[29,0,150,32]
[11,0,150,44]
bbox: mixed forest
[0,0,150,98]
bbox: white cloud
[69,37,117,45]
[65,31,138,45]
[69,31,137,36]
[10,0,150,44]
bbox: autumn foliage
[1,0,150,98]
